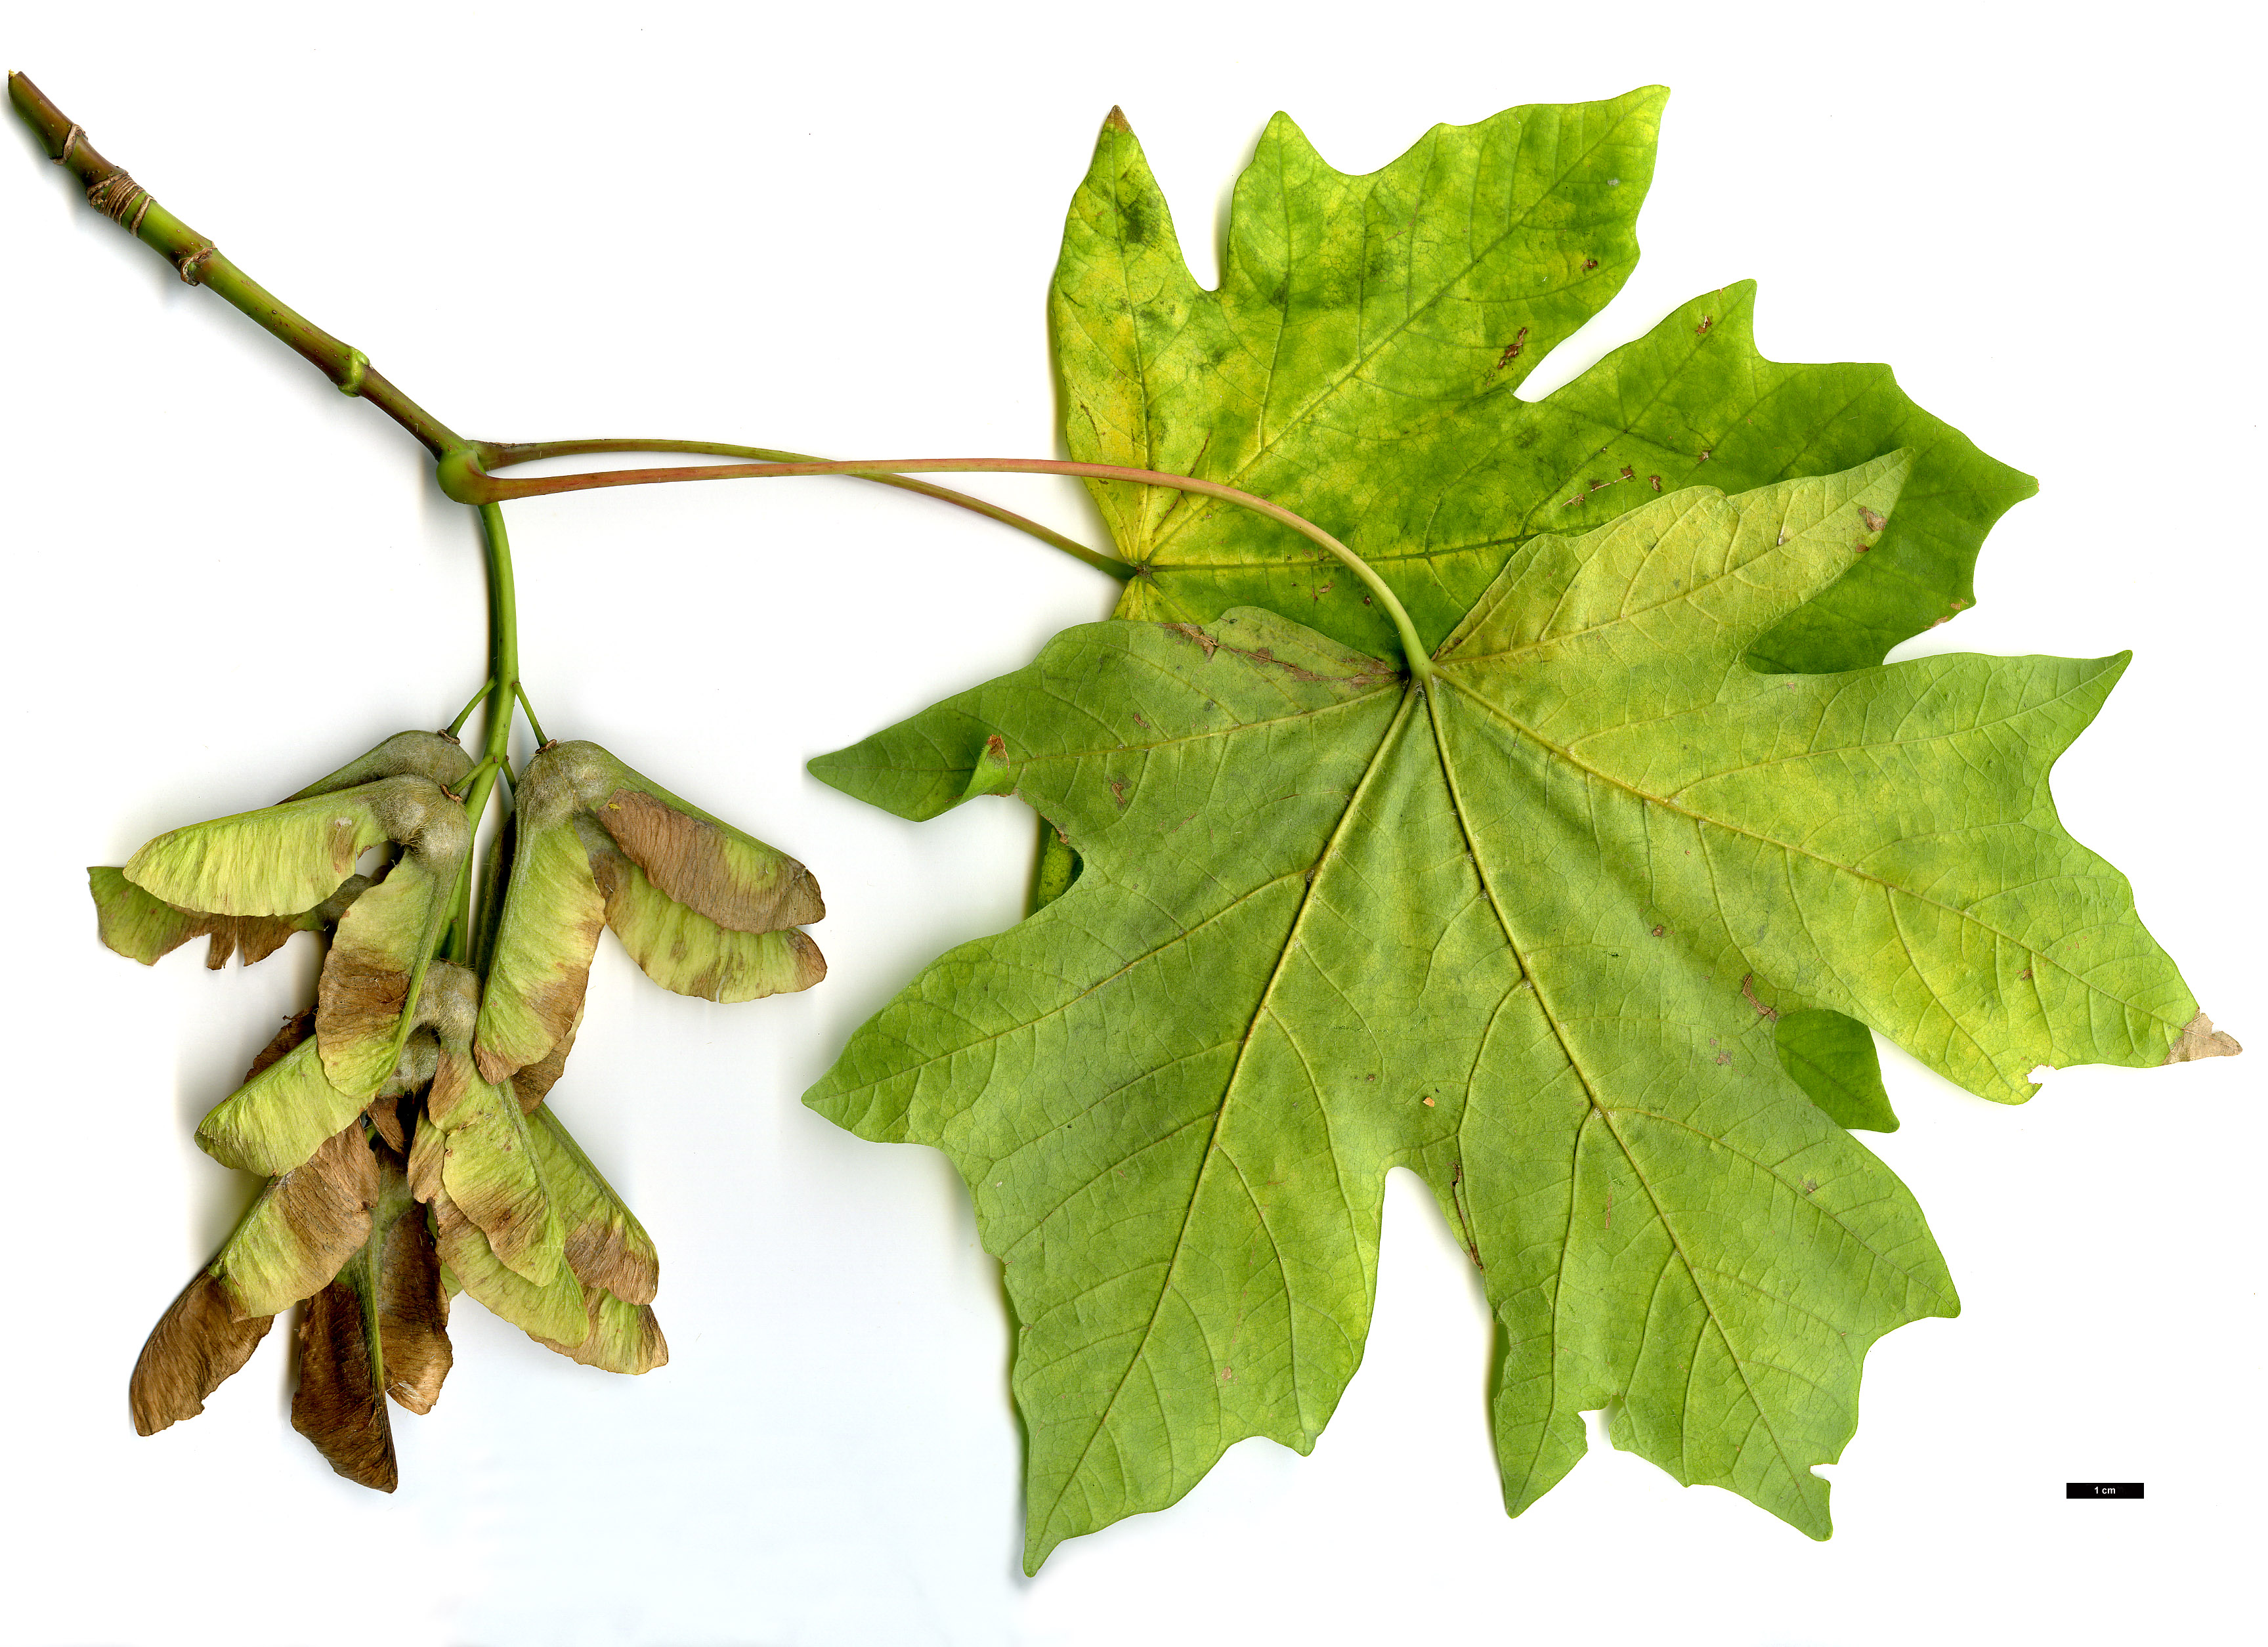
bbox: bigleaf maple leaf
[809,459,2220,1569]
[807,96,2233,1570]
[1052,89,2045,1132]
[1054,89,2032,676]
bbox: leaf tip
[2166,1013,2242,1064]
[1625,82,1673,116]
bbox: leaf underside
[1055,91,2035,674]
[809,461,2202,1570]
[1055,91,2052,1140]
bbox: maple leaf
[807,458,2220,1569]
[1056,91,2033,676]
[1052,91,2040,1132]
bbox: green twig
[8,75,1134,589]
[9,73,462,457]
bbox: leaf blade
[811,462,2210,1564]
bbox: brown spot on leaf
[1219,640,1394,690]
[1650,925,1665,937]
[1858,506,1887,532]
[1163,622,1220,658]
[1648,475,1663,491]
[1581,257,1599,272]
[1715,1050,1734,1065]
[1696,449,1711,463]
[1108,777,1132,811]
[2165,1013,2243,1064]
[292,1279,398,1491]
[1802,1178,1819,1196]
[1449,1161,1485,1268]
[128,1271,276,1436]
[2019,967,2033,981]
[326,814,362,879]
[1495,326,1530,369]
[1695,315,1713,335]
[1740,973,1780,1021]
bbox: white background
[2,3,2261,1643]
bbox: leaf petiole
[440,451,1435,683]
[477,439,1134,582]
[4,79,1135,588]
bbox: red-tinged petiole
[438,450,1434,683]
